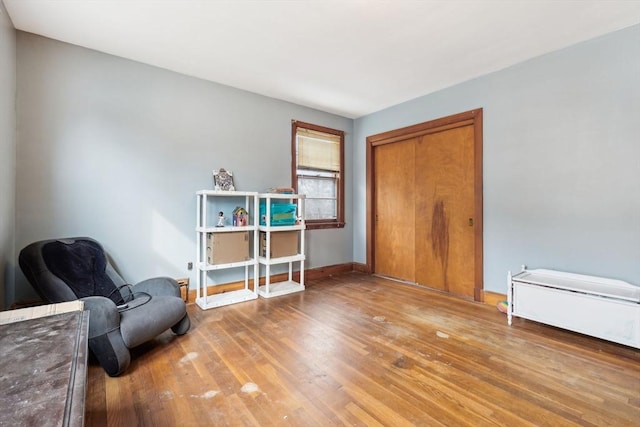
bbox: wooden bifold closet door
[368,110,483,300]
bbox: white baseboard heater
[508,266,640,349]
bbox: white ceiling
[4,0,640,118]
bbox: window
[292,120,345,229]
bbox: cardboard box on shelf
[207,232,250,264]
[260,231,299,258]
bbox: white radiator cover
[508,267,640,349]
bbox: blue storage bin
[260,202,297,226]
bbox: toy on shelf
[216,211,225,227]
[233,207,249,226]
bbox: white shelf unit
[195,190,259,309]
[257,193,306,298]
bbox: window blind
[297,128,340,172]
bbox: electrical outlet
[187,262,193,270]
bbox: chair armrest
[133,277,180,298]
[80,296,120,339]
[80,296,131,376]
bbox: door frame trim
[365,109,484,301]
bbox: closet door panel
[374,139,416,282]
[415,125,475,297]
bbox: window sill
[305,221,345,230]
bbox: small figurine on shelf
[216,211,225,227]
[232,206,249,226]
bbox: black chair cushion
[42,240,123,304]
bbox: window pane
[298,176,337,220]
[299,176,336,198]
[305,198,337,220]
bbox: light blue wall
[11,24,640,303]
[353,25,640,293]
[0,1,16,309]
[14,32,353,303]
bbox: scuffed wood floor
[85,273,640,426]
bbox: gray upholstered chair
[19,237,190,376]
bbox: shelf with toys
[195,190,259,309]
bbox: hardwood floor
[85,273,640,426]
